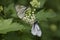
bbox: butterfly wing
[31,24,37,36]
[15,5,26,19]
[35,23,42,37]
[31,23,42,37]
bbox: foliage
[36,9,56,21]
[0,0,60,40]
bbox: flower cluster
[23,7,36,24]
[22,0,40,24]
[30,0,40,8]
[0,6,3,12]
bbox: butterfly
[15,5,26,19]
[31,21,42,37]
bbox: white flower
[30,0,40,8]
[33,9,36,11]
[32,11,34,13]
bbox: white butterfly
[31,22,42,37]
[15,5,26,19]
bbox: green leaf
[38,0,46,8]
[4,3,18,18]
[35,9,56,21]
[0,19,31,34]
